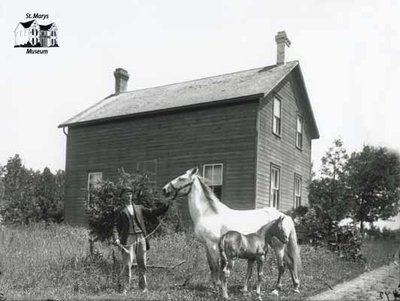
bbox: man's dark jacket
[112,203,168,250]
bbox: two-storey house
[59,31,319,225]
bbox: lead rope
[144,213,169,239]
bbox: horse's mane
[196,176,221,214]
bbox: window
[294,175,302,208]
[137,160,157,188]
[273,97,281,136]
[87,172,103,203]
[296,115,303,149]
[270,165,280,209]
[203,163,223,200]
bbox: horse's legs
[289,269,300,293]
[285,253,300,293]
[243,259,254,293]
[256,255,265,300]
[271,246,285,295]
[205,243,221,286]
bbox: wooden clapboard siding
[64,100,259,225]
[255,74,312,211]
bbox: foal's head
[162,167,199,199]
[269,216,289,244]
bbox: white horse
[162,167,301,295]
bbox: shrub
[328,223,363,261]
[381,227,397,240]
[288,206,363,261]
[86,169,178,243]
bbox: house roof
[59,61,319,138]
[19,20,35,28]
[39,23,54,30]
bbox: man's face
[122,191,133,204]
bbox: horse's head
[162,167,199,199]
[272,216,289,244]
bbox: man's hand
[114,239,120,245]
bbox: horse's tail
[219,235,228,272]
[285,217,302,275]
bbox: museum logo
[14,13,59,54]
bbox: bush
[381,227,397,240]
[287,206,330,245]
[328,223,363,261]
[288,206,363,261]
[86,169,179,243]
[365,224,382,240]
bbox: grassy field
[0,223,398,301]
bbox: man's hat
[121,185,133,195]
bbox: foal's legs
[255,255,265,300]
[242,259,254,293]
[221,259,233,299]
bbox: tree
[0,155,38,224]
[33,167,64,223]
[0,155,64,224]
[345,146,400,233]
[309,139,351,228]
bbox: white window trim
[270,164,280,209]
[87,172,103,205]
[294,174,302,208]
[202,163,224,198]
[273,97,282,137]
[296,114,304,149]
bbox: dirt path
[308,263,399,301]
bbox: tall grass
[0,223,396,300]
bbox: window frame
[87,172,103,205]
[202,163,224,200]
[272,96,282,137]
[270,164,280,209]
[296,114,304,150]
[294,174,302,208]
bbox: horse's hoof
[270,289,279,296]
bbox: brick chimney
[114,68,129,94]
[275,31,291,65]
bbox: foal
[219,216,288,300]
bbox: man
[113,185,169,294]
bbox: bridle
[169,179,194,199]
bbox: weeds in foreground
[0,223,396,300]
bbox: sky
[0,1,399,227]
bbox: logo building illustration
[14,20,58,47]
